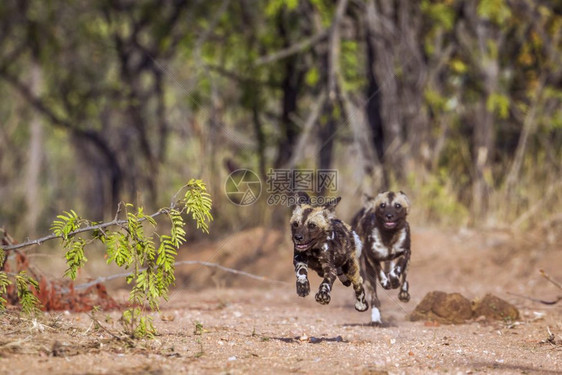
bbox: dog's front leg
[394,254,410,302]
[315,243,336,305]
[376,261,391,289]
[342,258,369,312]
[293,252,310,297]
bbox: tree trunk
[472,102,494,220]
[364,14,387,187]
[398,0,429,167]
[274,12,303,169]
[365,0,405,184]
[25,63,43,236]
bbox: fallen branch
[69,260,289,292]
[507,291,562,305]
[0,336,32,349]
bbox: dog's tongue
[296,243,310,250]
[384,221,397,229]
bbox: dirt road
[1,227,561,374]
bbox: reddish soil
[1,226,561,374]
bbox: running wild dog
[352,191,411,325]
[290,192,368,312]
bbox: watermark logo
[224,169,262,206]
[266,169,337,206]
[224,168,338,206]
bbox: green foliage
[182,179,213,234]
[121,307,156,339]
[0,249,43,315]
[64,238,87,280]
[1,0,562,238]
[194,321,204,335]
[0,270,9,312]
[477,0,512,25]
[51,210,83,242]
[421,1,456,31]
[486,93,510,119]
[15,271,42,316]
[265,0,299,17]
[305,67,320,87]
[408,170,470,226]
[340,40,364,91]
[50,179,213,338]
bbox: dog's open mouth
[384,221,397,229]
[294,241,314,251]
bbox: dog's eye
[380,203,386,208]
[395,203,402,209]
[292,222,299,228]
[308,222,316,229]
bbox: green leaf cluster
[51,210,89,280]
[0,180,213,335]
[50,179,212,338]
[122,307,156,339]
[0,249,43,315]
[0,268,9,312]
[15,271,42,316]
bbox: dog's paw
[315,291,331,305]
[380,278,391,290]
[388,269,402,289]
[296,280,310,297]
[354,299,369,312]
[389,275,401,289]
[315,284,331,305]
[398,290,410,302]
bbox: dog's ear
[363,193,374,202]
[398,191,410,212]
[323,196,341,212]
[296,191,311,206]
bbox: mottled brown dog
[290,192,368,312]
[352,191,411,325]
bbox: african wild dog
[290,192,368,312]
[352,191,411,325]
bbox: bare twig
[1,208,169,253]
[87,311,133,345]
[255,29,330,66]
[540,269,562,291]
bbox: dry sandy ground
[1,227,561,374]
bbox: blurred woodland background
[0,0,561,240]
